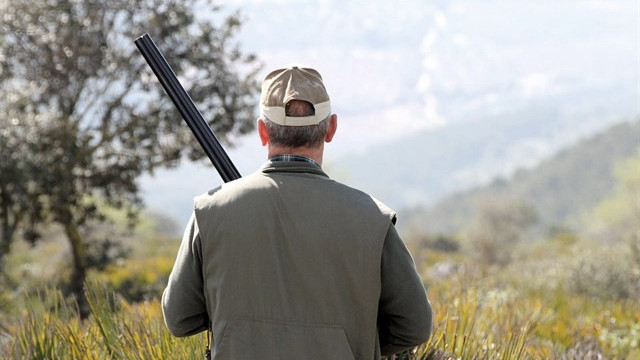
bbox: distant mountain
[141,85,636,227]
[399,120,639,235]
[140,1,638,227]
[331,75,637,209]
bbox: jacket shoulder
[329,180,398,225]
[193,172,267,210]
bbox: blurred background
[141,0,638,226]
[1,0,638,358]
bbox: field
[0,212,637,359]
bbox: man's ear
[257,118,269,146]
[324,114,338,143]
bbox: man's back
[162,65,432,360]
[194,161,396,359]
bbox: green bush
[94,255,174,302]
[565,243,639,301]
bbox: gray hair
[263,100,330,148]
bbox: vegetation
[1,244,637,359]
[0,284,203,359]
[1,128,638,358]
[0,1,636,355]
[406,120,639,235]
[0,0,260,317]
[405,144,639,359]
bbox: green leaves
[0,0,260,315]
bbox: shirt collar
[269,154,322,170]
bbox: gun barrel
[134,33,241,183]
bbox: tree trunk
[0,224,14,288]
[0,218,13,275]
[63,218,90,319]
[0,190,20,284]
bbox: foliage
[2,224,639,359]
[95,255,174,302]
[406,193,640,359]
[560,151,640,303]
[3,271,637,360]
[0,282,537,359]
[416,242,640,359]
[414,287,540,360]
[406,120,640,235]
[466,198,537,266]
[0,0,260,316]
[583,151,640,245]
[2,117,639,358]
[0,284,203,359]
[565,244,639,301]
[0,101,48,283]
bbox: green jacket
[162,161,432,359]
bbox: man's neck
[267,144,324,166]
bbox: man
[162,65,433,359]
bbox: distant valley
[397,120,639,235]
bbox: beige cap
[260,66,331,126]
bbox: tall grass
[1,283,203,359]
[1,260,638,359]
[2,274,638,359]
[412,287,542,360]
[1,282,544,360]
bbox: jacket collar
[260,160,329,178]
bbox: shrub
[94,255,174,302]
[565,243,639,301]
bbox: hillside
[400,119,639,235]
[334,83,637,211]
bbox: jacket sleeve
[378,224,433,356]
[161,212,209,337]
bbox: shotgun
[134,33,241,183]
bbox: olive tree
[0,0,260,316]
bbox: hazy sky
[224,0,637,148]
[141,0,639,224]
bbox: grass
[2,273,636,359]
[1,282,532,359]
[1,284,204,359]
[1,215,638,359]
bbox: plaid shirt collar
[269,154,321,169]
